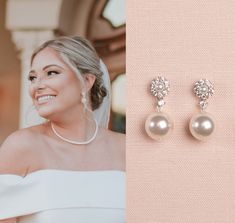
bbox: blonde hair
[31,36,107,110]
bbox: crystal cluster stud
[193,79,214,110]
[145,76,173,141]
[150,77,170,99]
[189,79,215,141]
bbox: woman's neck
[48,106,96,142]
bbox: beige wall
[0,0,21,143]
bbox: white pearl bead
[145,112,174,141]
[189,112,215,141]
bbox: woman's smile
[36,95,57,105]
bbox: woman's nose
[34,77,46,90]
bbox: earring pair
[145,76,215,141]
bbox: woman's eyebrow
[29,64,65,74]
[42,64,65,70]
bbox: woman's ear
[84,73,96,91]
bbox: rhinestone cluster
[150,76,170,99]
[150,76,170,111]
[193,79,214,110]
[193,79,214,100]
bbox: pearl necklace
[50,120,98,145]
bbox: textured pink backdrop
[127,1,235,222]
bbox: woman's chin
[37,107,55,120]
[37,107,64,121]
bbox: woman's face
[29,47,83,119]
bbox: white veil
[93,59,111,129]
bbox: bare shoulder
[0,124,44,176]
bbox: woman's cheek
[28,86,34,101]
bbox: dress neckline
[0,168,126,178]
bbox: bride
[0,36,125,223]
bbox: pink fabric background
[127,0,235,222]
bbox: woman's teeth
[38,95,56,102]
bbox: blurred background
[0,0,126,143]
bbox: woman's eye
[47,71,59,76]
[28,76,36,82]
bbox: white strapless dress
[0,169,125,223]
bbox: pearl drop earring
[81,92,87,109]
[145,76,174,141]
[189,79,215,141]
